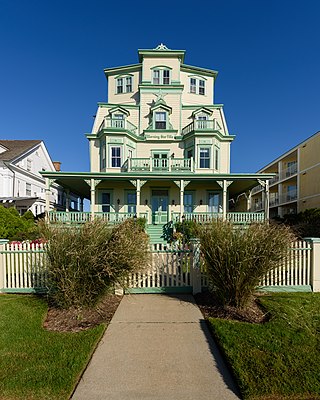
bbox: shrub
[0,205,36,240]
[39,218,150,309]
[198,220,294,309]
[174,220,199,243]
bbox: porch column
[180,179,184,220]
[45,177,51,221]
[222,180,228,221]
[247,190,252,212]
[264,180,270,221]
[136,179,141,218]
[90,179,96,220]
[65,189,70,212]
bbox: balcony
[98,118,137,136]
[182,120,221,136]
[122,157,195,173]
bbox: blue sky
[1,0,319,173]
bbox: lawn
[0,294,105,400]
[209,293,320,400]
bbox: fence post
[190,238,201,295]
[0,239,9,292]
[304,237,320,292]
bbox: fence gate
[126,243,194,294]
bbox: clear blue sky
[1,0,319,173]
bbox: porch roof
[41,171,274,200]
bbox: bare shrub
[198,220,295,309]
[39,218,150,309]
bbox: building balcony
[182,120,221,136]
[122,157,195,173]
[98,118,138,136]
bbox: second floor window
[199,148,210,168]
[26,183,31,196]
[116,76,132,94]
[155,112,167,129]
[111,147,121,167]
[153,69,170,85]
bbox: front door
[151,190,168,224]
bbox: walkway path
[71,294,241,400]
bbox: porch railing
[48,211,148,224]
[172,212,265,224]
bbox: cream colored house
[41,44,273,233]
[249,131,320,218]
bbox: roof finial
[154,43,170,50]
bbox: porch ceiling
[40,171,274,199]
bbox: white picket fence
[0,239,319,293]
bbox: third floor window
[153,69,170,85]
[190,77,206,95]
[116,76,132,94]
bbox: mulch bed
[43,294,123,332]
[194,291,268,324]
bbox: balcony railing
[172,211,265,224]
[182,119,220,136]
[98,118,137,135]
[123,157,195,173]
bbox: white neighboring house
[0,140,76,216]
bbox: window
[153,69,170,85]
[197,115,208,129]
[101,192,111,212]
[111,147,121,168]
[199,148,210,168]
[184,192,193,214]
[214,146,219,170]
[153,152,168,169]
[127,192,136,214]
[111,114,125,128]
[155,112,167,129]
[190,78,196,93]
[27,159,32,171]
[190,77,206,95]
[208,192,221,213]
[100,138,106,169]
[26,183,31,196]
[116,78,123,94]
[116,76,132,94]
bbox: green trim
[125,286,192,294]
[97,103,139,109]
[114,73,134,79]
[257,285,312,293]
[138,49,185,63]
[150,65,173,70]
[144,129,178,133]
[181,63,218,77]
[182,104,224,109]
[104,63,141,76]
[182,130,236,142]
[1,288,47,294]
[188,74,208,80]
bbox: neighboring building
[41,44,273,229]
[249,131,320,218]
[0,140,78,215]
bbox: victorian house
[41,44,273,236]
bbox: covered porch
[41,172,273,226]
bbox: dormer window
[112,114,125,128]
[116,76,133,94]
[153,68,170,85]
[189,77,206,95]
[155,112,167,129]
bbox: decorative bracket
[85,179,101,188]
[216,180,233,189]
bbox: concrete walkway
[71,294,241,400]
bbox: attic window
[155,112,167,129]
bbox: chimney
[53,161,61,172]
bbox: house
[249,131,320,218]
[41,44,273,233]
[0,140,78,216]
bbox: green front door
[151,190,168,224]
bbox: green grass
[0,294,105,400]
[209,293,320,400]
